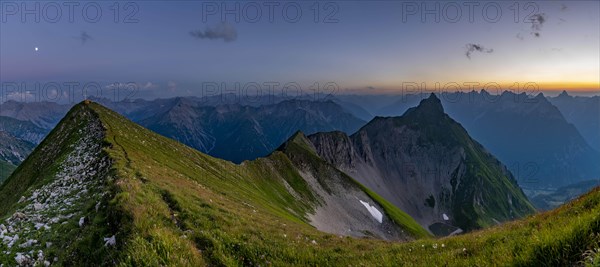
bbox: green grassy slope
[1,102,598,266]
[0,160,15,184]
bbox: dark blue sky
[1,1,598,100]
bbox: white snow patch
[449,228,464,236]
[359,200,383,223]
[443,213,449,221]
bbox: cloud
[104,83,133,90]
[5,91,36,101]
[514,13,548,40]
[560,4,568,12]
[142,82,158,89]
[516,33,524,40]
[529,13,546,37]
[75,31,93,45]
[190,23,237,42]
[465,43,494,59]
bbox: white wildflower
[104,235,116,247]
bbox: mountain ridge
[0,101,598,266]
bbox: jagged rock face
[308,131,356,170]
[309,94,535,234]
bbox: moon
[34,47,38,51]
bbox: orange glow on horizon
[344,81,599,95]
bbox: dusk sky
[1,1,598,100]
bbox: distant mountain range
[0,97,365,166]
[136,98,366,163]
[548,91,600,152]
[1,91,598,188]
[0,116,49,182]
[442,91,600,188]
[0,100,70,129]
[0,116,48,144]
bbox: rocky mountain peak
[558,90,571,98]
[535,92,546,100]
[418,93,443,111]
[403,93,445,119]
[277,130,318,154]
